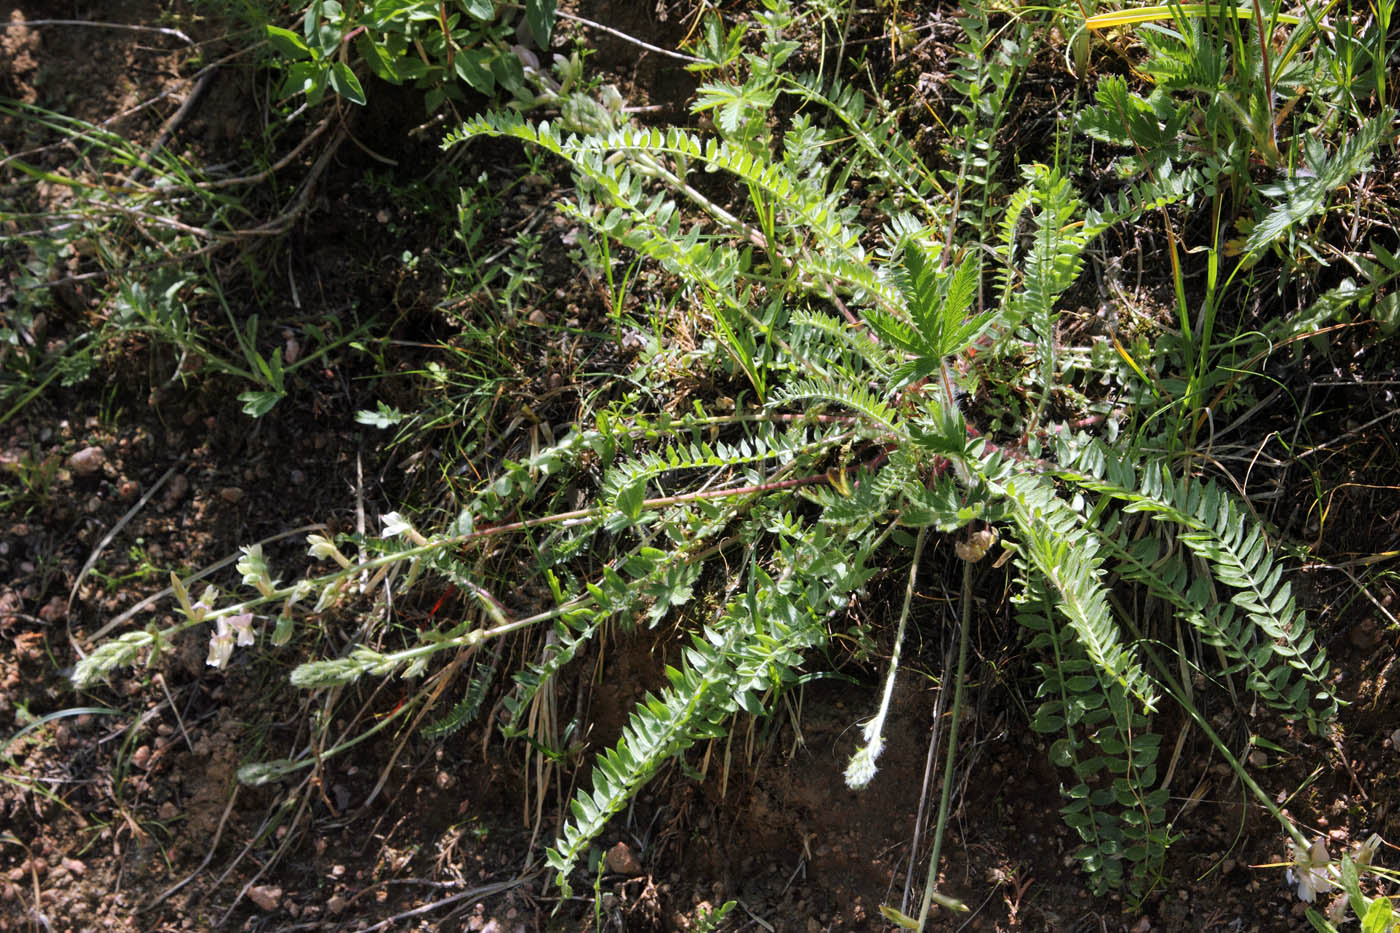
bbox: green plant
[0,447,64,516]
[263,0,557,114]
[1294,835,1399,932]
[692,899,737,932]
[0,92,376,420]
[1076,0,1394,468]
[108,265,370,417]
[72,0,1354,918]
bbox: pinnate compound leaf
[1244,111,1392,259]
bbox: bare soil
[3,2,1398,932]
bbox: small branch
[465,468,842,542]
[555,10,704,64]
[129,68,216,184]
[1,18,193,44]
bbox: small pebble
[1349,619,1382,650]
[38,597,67,623]
[67,446,105,475]
[162,473,190,509]
[248,885,282,911]
[219,487,244,503]
[604,841,643,875]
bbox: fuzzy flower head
[1286,837,1334,903]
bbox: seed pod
[955,527,998,562]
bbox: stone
[604,841,643,875]
[248,885,281,911]
[67,446,105,475]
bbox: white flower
[237,544,276,598]
[381,512,411,537]
[843,737,882,789]
[381,511,428,546]
[306,534,352,568]
[206,627,234,669]
[1286,837,1333,903]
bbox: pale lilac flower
[226,613,256,647]
[207,613,256,669]
[191,586,218,622]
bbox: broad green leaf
[490,50,525,93]
[462,0,494,20]
[526,0,556,47]
[329,61,367,105]
[615,481,645,520]
[265,25,312,60]
[1361,897,1394,933]
[453,50,495,94]
[238,390,284,418]
[278,61,324,101]
[356,32,401,82]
